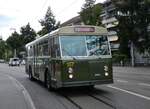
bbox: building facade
[101,0,150,65]
[101,0,119,51]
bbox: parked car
[9,58,20,66]
[0,59,5,63]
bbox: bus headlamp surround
[68,67,73,73]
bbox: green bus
[25,25,113,90]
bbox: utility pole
[130,41,135,67]
[14,49,16,58]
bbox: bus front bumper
[61,79,113,87]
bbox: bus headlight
[105,72,109,76]
[69,74,73,79]
[68,67,73,73]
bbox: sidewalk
[0,74,35,109]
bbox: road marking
[6,75,36,109]
[116,79,128,83]
[107,85,150,101]
[138,83,150,87]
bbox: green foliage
[6,23,36,58]
[0,40,7,59]
[38,6,60,36]
[112,53,128,64]
[112,0,150,53]
[20,23,36,44]
[80,0,102,25]
[6,31,22,51]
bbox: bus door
[50,37,60,80]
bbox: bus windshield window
[60,36,87,56]
[60,36,110,57]
[86,36,110,56]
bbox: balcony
[102,17,117,24]
[110,43,120,50]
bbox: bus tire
[29,66,34,81]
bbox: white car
[0,59,5,63]
[9,58,20,66]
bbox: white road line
[7,75,36,109]
[116,79,128,83]
[107,85,150,101]
[138,83,150,87]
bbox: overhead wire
[56,0,80,16]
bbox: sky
[0,0,106,40]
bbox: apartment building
[101,0,119,51]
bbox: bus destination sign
[74,27,95,32]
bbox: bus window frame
[50,36,60,58]
[59,35,112,59]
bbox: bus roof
[26,25,108,47]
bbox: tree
[80,0,102,25]
[38,6,60,36]
[6,24,36,58]
[6,31,23,57]
[112,0,150,54]
[20,23,36,44]
[0,40,7,59]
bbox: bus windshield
[60,36,110,57]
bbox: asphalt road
[0,63,150,109]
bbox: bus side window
[42,40,48,56]
[51,38,55,57]
[55,37,60,57]
[37,44,42,56]
[50,37,60,58]
[28,46,33,56]
[49,38,52,57]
